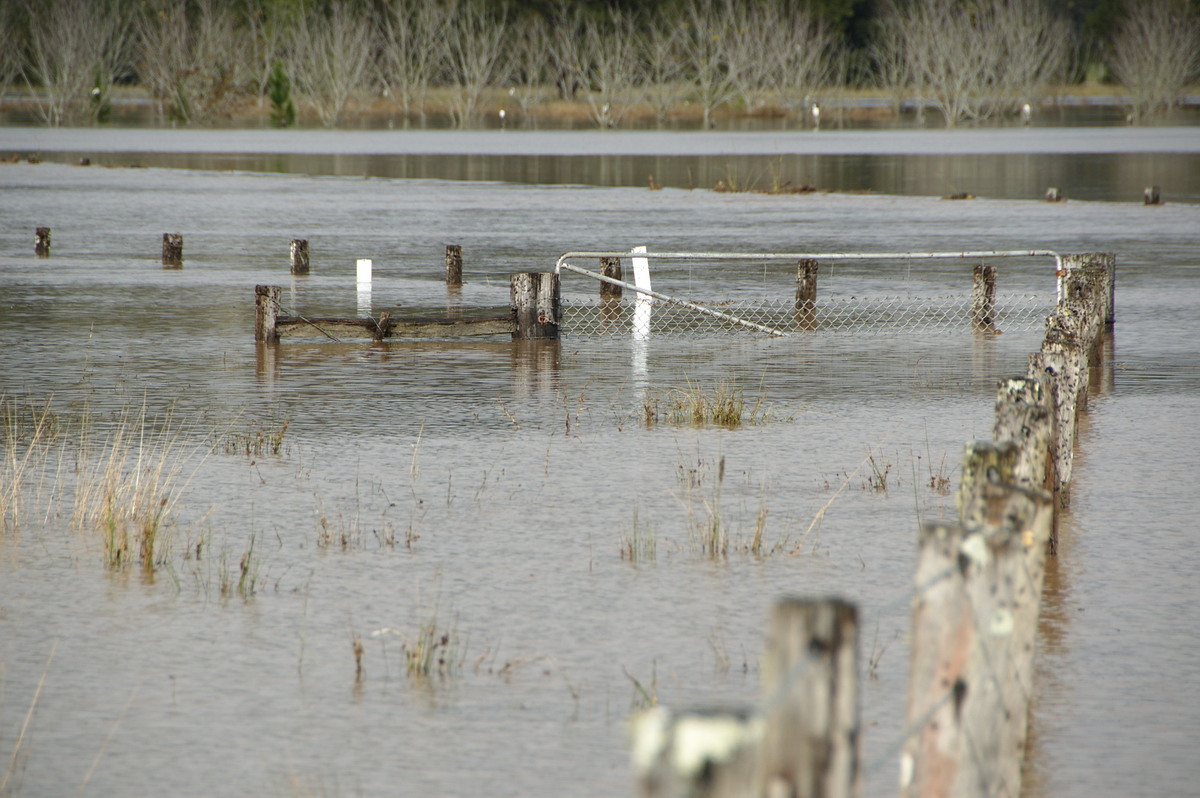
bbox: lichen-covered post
[971,263,997,332]
[162,233,183,267]
[758,597,860,798]
[445,244,463,286]
[795,258,818,330]
[510,272,559,340]
[290,239,309,274]
[255,285,281,343]
[903,478,1052,798]
[35,227,51,257]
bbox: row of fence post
[631,253,1114,798]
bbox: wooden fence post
[162,233,183,267]
[511,272,560,340]
[446,244,463,286]
[35,227,51,257]
[795,258,818,330]
[290,239,309,274]
[600,256,623,298]
[1143,186,1161,205]
[970,264,997,332]
[632,598,859,798]
[758,597,860,798]
[903,478,1052,798]
[255,285,281,343]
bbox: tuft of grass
[1,396,62,533]
[71,403,203,571]
[643,379,772,429]
[214,417,290,457]
[620,504,658,564]
[864,453,892,492]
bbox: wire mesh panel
[561,293,1053,338]
[555,249,1063,338]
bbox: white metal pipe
[557,261,789,337]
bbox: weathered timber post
[510,272,560,340]
[992,376,1054,497]
[162,233,183,267]
[795,258,818,330]
[1044,187,1063,202]
[255,285,281,343]
[758,597,860,798]
[600,256,623,324]
[1144,186,1162,205]
[902,479,1053,798]
[35,227,51,257]
[290,239,309,275]
[970,264,997,332]
[445,244,463,286]
[632,597,860,798]
[600,256,623,298]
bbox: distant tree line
[0,0,1196,128]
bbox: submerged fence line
[628,253,1114,798]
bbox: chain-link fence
[555,249,1062,338]
[561,293,1053,337]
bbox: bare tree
[443,0,509,128]
[679,0,736,128]
[579,9,643,127]
[506,14,552,127]
[0,3,24,93]
[866,12,912,116]
[721,0,781,112]
[988,0,1071,116]
[25,0,132,126]
[1110,0,1200,121]
[547,1,586,101]
[136,0,251,125]
[641,13,684,127]
[885,0,1001,126]
[291,4,374,127]
[377,0,449,126]
[244,0,303,110]
[770,4,839,123]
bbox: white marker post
[357,258,372,315]
[631,245,653,340]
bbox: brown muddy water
[1,128,1199,798]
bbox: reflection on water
[0,155,1198,798]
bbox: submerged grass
[70,403,204,571]
[642,379,774,429]
[213,416,291,457]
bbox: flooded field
[1,128,1199,797]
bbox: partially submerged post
[162,233,183,267]
[903,480,1053,798]
[446,244,463,286]
[1044,187,1063,202]
[758,597,860,798]
[795,258,818,330]
[290,239,309,275]
[255,284,281,343]
[600,256,623,298]
[971,263,997,332]
[511,272,560,339]
[35,227,51,257]
[633,597,860,798]
[1144,186,1162,205]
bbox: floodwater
[1,128,1199,798]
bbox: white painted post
[357,258,372,316]
[631,245,653,340]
